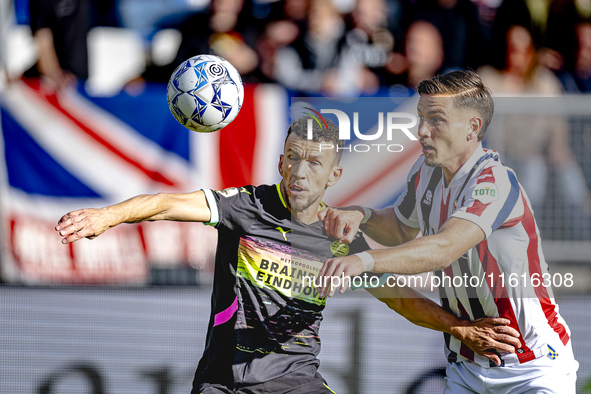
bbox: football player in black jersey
[55,116,520,393]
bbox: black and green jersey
[192,184,370,389]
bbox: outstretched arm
[366,284,520,366]
[319,217,484,296]
[55,191,211,244]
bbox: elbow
[434,257,453,271]
[430,240,458,270]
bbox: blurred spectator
[23,0,90,91]
[133,0,259,85]
[251,19,300,83]
[559,22,591,93]
[283,0,311,30]
[492,0,544,63]
[479,25,563,94]
[400,0,489,71]
[470,0,503,42]
[386,20,444,91]
[247,0,306,84]
[480,24,591,218]
[274,0,371,95]
[344,0,396,89]
[492,0,588,74]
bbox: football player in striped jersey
[319,70,578,393]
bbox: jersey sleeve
[451,166,523,238]
[393,158,423,228]
[202,185,260,232]
[29,0,53,33]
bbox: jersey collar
[448,144,485,186]
[276,183,288,209]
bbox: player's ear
[467,117,482,142]
[327,165,343,187]
[278,154,284,177]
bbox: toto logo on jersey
[303,107,418,153]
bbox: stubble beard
[289,192,321,213]
[283,182,321,214]
[423,152,442,168]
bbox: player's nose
[417,122,430,139]
[292,161,308,178]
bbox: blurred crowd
[22,0,591,96]
[137,0,591,96]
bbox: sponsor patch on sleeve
[471,182,499,204]
[217,187,239,198]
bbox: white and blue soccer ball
[167,55,244,133]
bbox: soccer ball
[167,55,244,133]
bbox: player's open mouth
[421,143,435,154]
[289,185,306,195]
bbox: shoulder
[530,67,564,95]
[212,184,269,212]
[216,184,273,195]
[471,150,511,182]
[240,184,280,208]
[469,155,520,200]
[251,184,272,198]
[473,150,514,181]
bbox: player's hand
[318,255,365,297]
[55,208,116,244]
[451,317,521,366]
[43,69,77,92]
[318,207,365,244]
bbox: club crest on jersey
[472,182,499,204]
[547,345,559,359]
[330,241,349,256]
[423,190,433,206]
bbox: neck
[294,204,323,225]
[280,182,323,225]
[441,144,479,184]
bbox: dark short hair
[417,71,494,142]
[285,116,345,164]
